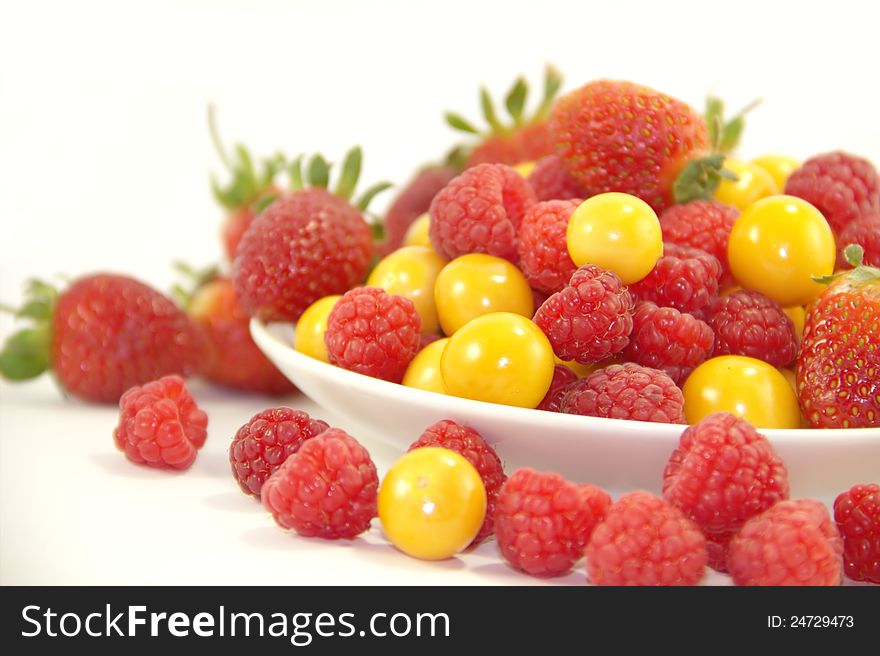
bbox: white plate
[251,319,880,501]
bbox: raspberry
[662,413,790,571]
[659,200,739,287]
[837,215,880,269]
[561,363,685,424]
[495,468,611,577]
[261,428,378,539]
[516,199,580,294]
[629,243,722,313]
[428,163,537,263]
[324,287,422,383]
[527,155,588,201]
[784,151,880,234]
[408,420,506,547]
[833,483,880,583]
[705,290,797,368]
[536,364,579,412]
[584,491,707,586]
[113,375,208,470]
[622,301,714,385]
[533,264,634,364]
[727,499,843,586]
[381,166,456,255]
[229,407,330,498]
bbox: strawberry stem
[0,279,58,381]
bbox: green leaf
[504,77,528,126]
[307,154,331,189]
[843,244,865,268]
[253,192,278,214]
[260,152,286,187]
[356,181,393,212]
[718,115,744,154]
[672,154,730,204]
[16,300,52,321]
[480,87,505,134]
[705,96,724,150]
[207,104,231,171]
[288,155,304,191]
[334,146,362,201]
[535,64,563,119]
[444,112,480,135]
[0,326,51,381]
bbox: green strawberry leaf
[480,87,505,134]
[673,154,734,203]
[356,181,393,213]
[334,146,363,201]
[445,112,480,135]
[504,77,528,127]
[307,154,331,189]
[0,325,51,381]
[288,155,305,191]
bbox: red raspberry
[662,413,790,571]
[705,290,797,368]
[495,469,611,577]
[727,499,843,586]
[833,483,880,583]
[659,200,739,287]
[409,420,506,547]
[561,363,685,424]
[418,332,443,349]
[261,428,378,539]
[113,375,208,470]
[629,243,722,313]
[229,407,330,498]
[784,151,880,234]
[527,155,588,201]
[428,163,536,263]
[837,215,880,269]
[324,287,422,383]
[533,264,634,364]
[233,188,373,322]
[380,165,456,255]
[584,491,708,586]
[622,301,714,385]
[516,199,580,294]
[531,288,550,313]
[536,364,578,412]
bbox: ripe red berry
[536,364,579,412]
[705,290,798,368]
[409,420,506,547]
[585,491,708,586]
[833,483,880,583]
[113,375,208,470]
[495,468,611,577]
[533,264,634,364]
[429,163,536,263]
[622,301,714,385]
[527,155,588,202]
[261,428,378,539]
[659,200,740,287]
[324,287,422,383]
[727,499,843,586]
[466,121,555,168]
[629,243,722,313]
[837,215,880,269]
[561,362,685,424]
[516,199,580,294]
[229,407,330,498]
[662,413,790,571]
[381,165,456,255]
[784,151,880,234]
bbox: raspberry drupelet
[536,364,579,412]
[659,200,740,287]
[516,199,580,295]
[833,483,880,583]
[628,243,722,314]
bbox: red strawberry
[797,245,880,428]
[380,164,456,255]
[551,79,708,213]
[0,275,206,403]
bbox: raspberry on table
[516,199,580,295]
[628,242,722,313]
[662,413,790,572]
[429,163,537,263]
[659,200,739,287]
[261,428,378,539]
[229,407,330,498]
[495,468,611,577]
[113,375,208,470]
[561,362,685,424]
[784,151,880,234]
[584,491,707,586]
[536,364,578,412]
[324,286,422,383]
[409,419,506,547]
[527,155,589,202]
[622,301,714,386]
[833,483,880,583]
[837,215,880,269]
[727,499,843,586]
[533,264,634,364]
[704,290,798,368]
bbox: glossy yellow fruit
[727,195,836,307]
[783,305,806,341]
[554,355,619,378]
[401,338,449,394]
[403,213,432,248]
[714,159,779,210]
[378,447,487,560]
[567,192,663,284]
[779,367,811,428]
[367,246,446,333]
[751,154,801,191]
[441,312,554,408]
[682,355,802,429]
[513,160,536,178]
[294,295,341,363]
[433,253,533,335]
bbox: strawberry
[797,245,880,428]
[0,275,206,403]
[551,79,708,213]
[380,164,457,255]
[232,147,390,322]
[445,66,563,169]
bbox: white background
[1,0,878,585]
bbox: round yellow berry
[367,246,446,333]
[403,213,432,248]
[294,295,341,363]
[714,159,779,210]
[401,338,449,394]
[751,154,801,191]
